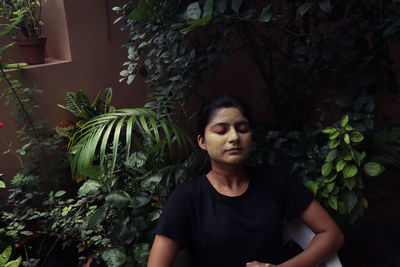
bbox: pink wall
[0,0,147,185]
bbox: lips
[225,148,242,153]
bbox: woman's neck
[207,163,248,191]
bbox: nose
[227,128,239,142]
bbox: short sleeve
[281,170,314,222]
[154,187,190,247]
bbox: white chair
[174,218,342,267]
[283,219,342,267]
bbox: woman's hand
[245,261,279,267]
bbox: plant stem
[41,236,60,267]
[0,68,41,144]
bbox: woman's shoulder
[168,175,206,201]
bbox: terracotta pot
[16,37,47,65]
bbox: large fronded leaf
[68,108,192,177]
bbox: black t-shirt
[154,166,314,266]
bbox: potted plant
[0,0,46,64]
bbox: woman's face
[197,107,252,166]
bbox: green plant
[0,245,21,267]
[56,88,115,140]
[307,115,385,225]
[0,0,43,39]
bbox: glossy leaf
[364,162,385,176]
[342,164,358,178]
[336,160,346,172]
[350,131,364,143]
[340,114,349,127]
[344,176,357,190]
[88,205,108,227]
[325,150,338,162]
[0,180,5,189]
[322,126,336,134]
[343,191,358,212]
[328,195,338,210]
[141,173,163,193]
[184,2,201,20]
[78,180,102,197]
[4,256,21,267]
[101,247,127,267]
[55,190,66,197]
[106,190,131,208]
[321,162,333,176]
[0,246,11,266]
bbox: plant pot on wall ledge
[16,37,47,65]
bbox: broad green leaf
[101,247,127,267]
[125,152,147,168]
[319,0,331,13]
[132,195,151,208]
[342,164,358,178]
[297,2,313,16]
[340,114,349,127]
[141,173,163,193]
[0,246,12,266]
[344,176,357,190]
[350,131,364,143]
[0,180,5,188]
[4,256,21,267]
[105,190,131,208]
[112,219,136,244]
[133,243,150,266]
[203,0,213,17]
[21,230,33,236]
[258,4,272,22]
[328,195,338,210]
[149,209,162,221]
[321,162,333,177]
[80,164,101,179]
[364,162,385,176]
[216,0,227,13]
[321,126,336,134]
[325,150,338,162]
[88,205,108,227]
[231,0,243,13]
[343,191,358,212]
[55,190,66,197]
[336,160,346,172]
[78,180,102,197]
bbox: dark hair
[197,94,252,137]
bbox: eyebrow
[211,121,249,128]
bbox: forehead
[208,107,248,124]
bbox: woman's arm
[281,199,344,267]
[147,234,179,267]
[247,200,343,267]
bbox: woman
[148,95,344,267]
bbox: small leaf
[361,198,368,208]
[321,162,333,177]
[319,0,331,13]
[297,2,314,16]
[350,131,364,143]
[342,164,358,178]
[343,191,358,212]
[322,126,337,134]
[344,176,357,190]
[184,2,201,20]
[328,139,340,149]
[21,230,34,236]
[258,4,272,22]
[141,173,163,193]
[325,150,338,162]
[0,246,12,266]
[329,131,339,140]
[55,190,66,197]
[340,114,349,127]
[344,134,350,144]
[336,160,347,172]
[231,0,243,13]
[364,162,385,176]
[328,195,338,210]
[0,180,5,188]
